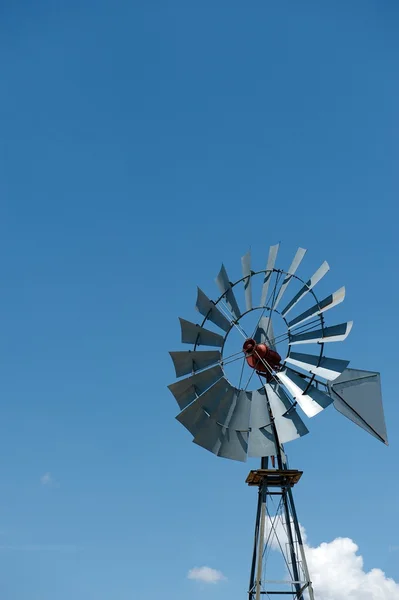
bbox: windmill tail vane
[167,244,388,599]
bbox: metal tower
[168,245,387,598]
[248,455,313,599]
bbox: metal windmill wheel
[168,244,386,462]
[168,244,387,600]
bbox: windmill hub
[243,338,282,382]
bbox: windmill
[168,245,387,599]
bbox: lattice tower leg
[247,461,314,599]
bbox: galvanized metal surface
[242,251,253,312]
[168,365,224,409]
[285,352,349,381]
[277,369,332,417]
[329,369,388,444]
[265,383,309,443]
[289,321,353,345]
[281,261,330,317]
[217,429,248,462]
[247,425,277,458]
[169,350,221,377]
[196,287,231,332]
[272,247,307,310]
[175,376,231,434]
[215,264,241,320]
[288,287,345,329]
[179,318,224,347]
[227,390,252,431]
[260,244,279,306]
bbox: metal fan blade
[285,352,349,381]
[215,264,241,320]
[176,402,207,437]
[265,383,309,443]
[248,426,277,457]
[249,387,272,429]
[288,287,345,329]
[169,350,221,378]
[281,261,330,317]
[217,429,248,462]
[273,248,307,310]
[276,368,333,417]
[289,322,353,345]
[226,390,252,431]
[260,244,279,306]
[194,387,250,461]
[328,369,388,444]
[241,251,253,312]
[175,377,233,433]
[193,418,226,455]
[247,388,277,457]
[196,288,231,332]
[179,318,225,347]
[206,382,237,426]
[254,316,276,350]
[168,365,223,410]
[214,389,252,458]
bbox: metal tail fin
[328,369,388,444]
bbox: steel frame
[247,460,314,600]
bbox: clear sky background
[0,1,398,599]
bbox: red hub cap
[243,338,282,383]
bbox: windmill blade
[265,383,309,443]
[222,389,252,431]
[179,318,225,347]
[180,379,239,457]
[260,244,279,306]
[176,377,233,433]
[177,399,207,437]
[276,368,333,417]
[194,388,250,462]
[215,264,241,320]
[194,418,249,462]
[289,322,353,345]
[285,352,350,381]
[207,382,237,426]
[168,365,224,410]
[193,418,226,455]
[169,350,221,378]
[247,387,278,457]
[249,387,272,429]
[217,429,248,462]
[241,251,253,312]
[273,248,307,310]
[328,369,388,444]
[248,426,277,457]
[196,288,231,332]
[254,316,276,350]
[288,287,345,329]
[281,262,330,317]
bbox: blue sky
[0,1,398,598]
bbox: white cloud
[187,566,226,584]
[306,537,399,600]
[265,516,399,599]
[40,472,58,487]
